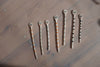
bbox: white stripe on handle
[78,14,83,43]
[62,9,68,46]
[54,16,60,52]
[38,21,44,55]
[29,23,38,59]
[45,20,50,51]
[71,10,77,49]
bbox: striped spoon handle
[78,14,83,43]
[45,20,50,51]
[62,9,68,46]
[38,21,44,55]
[29,23,38,59]
[54,16,60,52]
[70,10,77,49]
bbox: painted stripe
[38,22,44,55]
[29,23,38,59]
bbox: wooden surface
[0,0,100,67]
